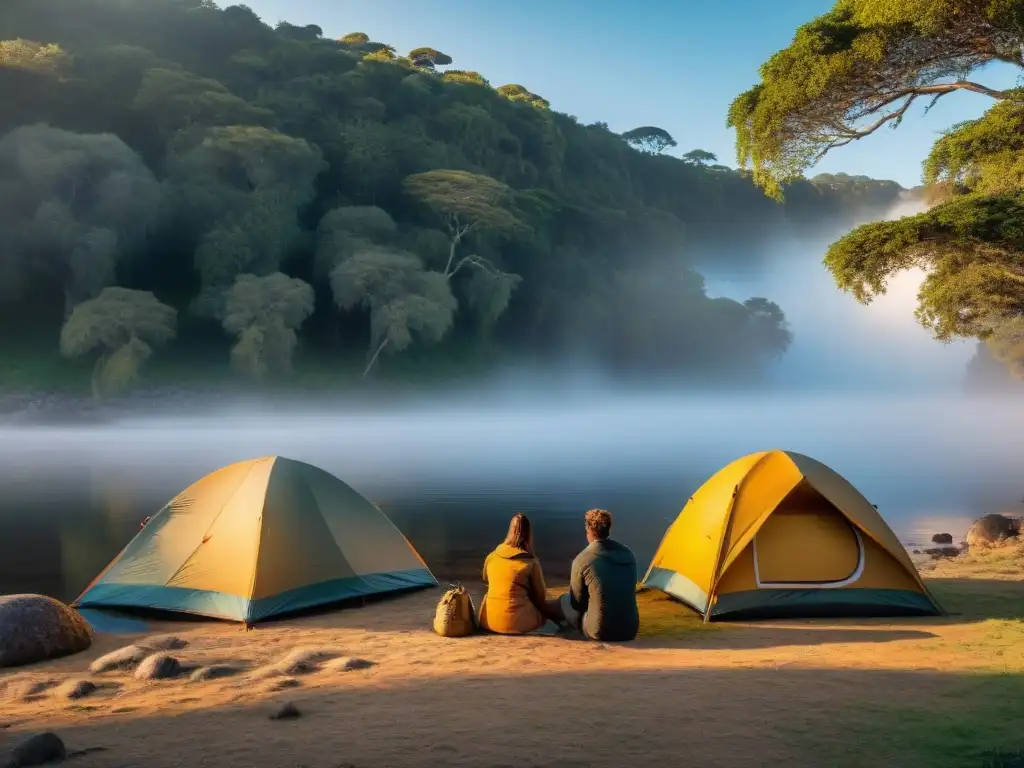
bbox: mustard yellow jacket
[478,543,547,634]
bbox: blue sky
[237,0,1020,188]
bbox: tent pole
[702,484,739,623]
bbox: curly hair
[503,513,534,553]
[585,508,612,539]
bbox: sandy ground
[2,569,1023,768]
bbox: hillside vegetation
[0,0,905,395]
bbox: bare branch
[448,253,501,280]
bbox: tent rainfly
[642,450,942,620]
[74,456,437,623]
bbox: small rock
[189,665,240,682]
[931,532,954,544]
[924,546,961,559]
[266,678,301,691]
[912,549,922,555]
[252,647,336,678]
[55,680,96,700]
[2,679,55,701]
[6,732,66,767]
[324,656,375,672]
[269,702,301,720]
[275,647,334,675]
[141,636,187,651]
[89,644,148,674]
[134,653,181,681]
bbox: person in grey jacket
[559,508,640,641]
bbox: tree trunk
[443,233,462,278]
[362,338,389,378]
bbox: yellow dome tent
[641,450,942,620]
[74,457,436,623]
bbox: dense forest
[729,0,1024,380]
[0,0,907,396]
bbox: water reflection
[1,391,1021,601]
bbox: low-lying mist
[698,194,975,391]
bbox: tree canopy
[0,0,907,391]
[731,0,1024,375]
[59,287,177,398]
[622,126,677,154]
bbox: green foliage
[621,126,677,154]
[134,68,275,138]
[169,125,326,306]
[0,39,66,74]
[339,32,370,45]
[728,0,1022,199]
[0,123,164,313]
[408,47,453,68]
[403,169,523,247]
[329,247,457,375]
[682,149,717,165]
[924,96,1024,196]
[496,83,550,109]
[59,287,177,399]
[0,0,904,389]
[824,191,1024,340]
[222,272,315,379]
[737,0,1024,374]
[442,69,488,87]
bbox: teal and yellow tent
[74,456,436,623]
[642,450,942,620]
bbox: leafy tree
[329,247,456,376]
[621,126,677,154]
[0,123,164,315]
[315,204,398,274]
[402,169,522,276]
[169,125,326,308]
[442,70,488,87]
[362,46,397,63]
[741,297,793,359]
[408,47,453,68]
[823,192,1024,342]
[731,0,1024,373]
[133,68,275,139]
[222,272,315,378]
[59,287,176,399]
[339,32,370,45]
[728,0,1022,199]
[496,83,549,109]
[275,22,321,42]
[0,39,66,74]
[682,149,717,166]
[924,99,1024,197]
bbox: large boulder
[0,595,93,668]
[965,514,1021,550]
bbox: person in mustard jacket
[478,513,564,634]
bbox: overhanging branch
[828,80,1009,145]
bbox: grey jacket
[569,538,639,641]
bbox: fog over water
[0,196,1020,601]
[700,196,975,391]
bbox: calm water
[1,391,1021,603]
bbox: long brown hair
[503,513,534,553]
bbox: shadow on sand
[7,667,1022,768]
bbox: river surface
[1,391,1020,603]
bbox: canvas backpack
[433,582,477,637]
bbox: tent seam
[163,460,264,590]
